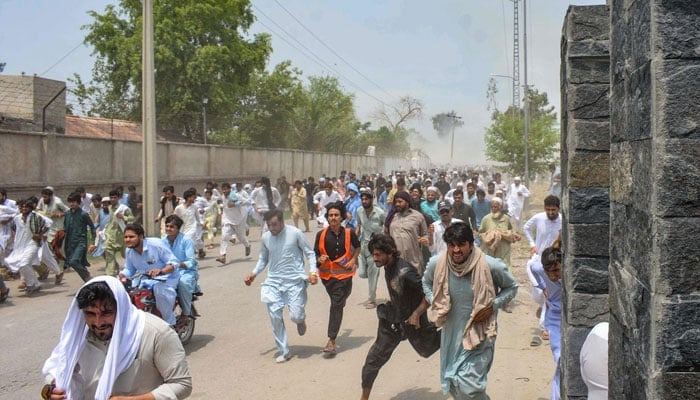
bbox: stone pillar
[609,0,700,399]
[560,5,610,399]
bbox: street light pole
[142,0,158,236]
[202,98,208,145]
[523,0,530,185]
[448,111,462,165]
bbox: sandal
[364,301,376,309]
[530,336,542,347]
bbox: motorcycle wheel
[174,304,196,345]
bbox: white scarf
[42,276,145,400]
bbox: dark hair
[41,188,53,196]
[544,195,561,208]
[261,177,276,210]
[368,233,400,258]
[443,222,474,246]
[476,189,486,197]
[21,197,38,209]
[164,214,183,229]
[360,191,374,200]
[183,189,196,200]
[0,188,6,197]
[264,209,284,223]
[325,201,346,220]
[466,182,476,189]
[221,182,231,189]
[396,177,406,187]
[75,186,85,194]
[124,223,145,237]
[76,281,116,310]
[409,183,422,194]
[67,192,81,203]
[541,247,562,271]
[162,185,175,193]
[294,179,302,185]
[128,185,136,192]
[109,189,120,198]
[384,182,393,189]
[92,193,102,202]
[454,189,464,197]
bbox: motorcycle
[119,274,199,345]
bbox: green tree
[484,88,559,178]
[76,0,271,140]
[431,111,464,140]
[0,61,6,73]
[290,76,359,152]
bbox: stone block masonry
[560,5,610,399]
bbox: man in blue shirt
[162,215,199,322]
[244,209,318,363]
[119,223,179,326]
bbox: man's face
[477,193,485,202]
[326,208,343,229]
[165,221,180,237]
[467,186,475,197]
[110,195,119,206]
[20,203,32,216]
[453,193,463,205]
[545,205,560,221]
[325,187,332,195]
[426,191,436,202]
[0,193,5,202]
[348,190,356,198]
[361,196,372,209]
[124,230,143,249]
[92,198,101,208]
[69,200,80,211]
[267,216,285,236]
[439,175,446,182]
[371,249,391,267]
[41,194,51,204]
[439,208,452,224]
[83,300,117,341]
[490,202,502,215]
[514,179,521,187]
[447,241,473,264]
[185,194,195,204]
[222,186,231,197]
[410,189,421,201]
[487,184,495,194]
[164,190,173,200]
[102,201,110,211]
[394,198,409,212]
[545,262,562,282]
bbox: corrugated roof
[65,115,196,143]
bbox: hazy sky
[0,0,604,164]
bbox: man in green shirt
[103,189,134,276]
[64,192,96,282]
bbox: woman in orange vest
[314,201,360,355]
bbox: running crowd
[1,163,607,400]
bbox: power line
[271,0,399,103]
[252,5,390,107]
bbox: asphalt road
[0,224,553,400]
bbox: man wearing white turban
[42,275,191,400]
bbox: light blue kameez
[162,233,198,316]
[422,254,518,399]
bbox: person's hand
[472,304,494,323]
[154,217,160,223]
[345,259,357,270]
[88,244,96,253]
[309,273,318,285]
[428,224,434,234]
[116,212,123,220]
[318,255,329,264]
[48,386,66,400]
[148,268,161,278]
[513,233,522,241]
[405,312,421,328]
[244,273,256,286]
[418,237,429,246]
[530,246,538,256]
[33,233,42,241]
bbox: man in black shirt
[359,234,440,399]
[314,201,360,355]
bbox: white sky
[0,0,605,164]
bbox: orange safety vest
[318,227,355,281]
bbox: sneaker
[297,321,307,336]
[55,273,64,285]
[215,256,226,264]
[276,353,291,363]
[245,246,251,257]
[364,301,376,309]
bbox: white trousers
[220,223,249,256]
[526,256,547,331]
[261,281,307,356]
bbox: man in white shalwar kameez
[216,183,252,264]
[505,177,530,232]
[245,209,318,363]
[5,198,47,293]
[313,182,342,227]
[174,189,206,259]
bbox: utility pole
[511,0,521,109]
[448,111,462,165]
[142,0,158,236]
[523,0,530,185]
[202,98,208,145]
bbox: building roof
[65,115,196,143]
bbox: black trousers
[322,277,353,339]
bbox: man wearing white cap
[506,176,530,232]
[42,275,191,399]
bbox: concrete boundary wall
[0,130,412,197]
